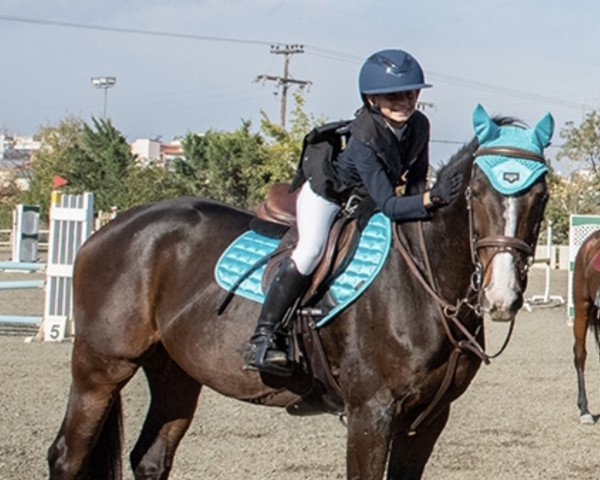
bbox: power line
[0,14,277,46]
[0,14,593,113]
[427,71,590,110]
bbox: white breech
[290,182,341,275]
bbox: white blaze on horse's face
[483,196,520,322]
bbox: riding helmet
[358,49,432,95]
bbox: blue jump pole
[0,280,45,290]
[0,261,46,272]
[0,315,42,325]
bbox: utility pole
[256,44,312,129]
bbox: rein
[393,223,489,362]
[394,221,504,435]
[398,145,544,434]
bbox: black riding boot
[243,257,309,376]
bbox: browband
[474,147,546,163]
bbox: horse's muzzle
[481,288,523,322]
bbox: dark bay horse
[48,105,553,480]
[572,230,600,424]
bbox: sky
[1,1,599,175]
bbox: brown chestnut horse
[572,230,600,424]
[48,105,553,480]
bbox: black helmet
[359,49,432,95]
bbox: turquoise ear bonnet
[472,103,554,195]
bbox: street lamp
[91,76,116,119]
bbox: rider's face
[367,90,420,127]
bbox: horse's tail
[87,394,123,480]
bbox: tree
[172,131,210,197]
[544,168,600,244]
[75,117,137,210]
[24,117,86,216]
[171,93,322,209]
[121,164,183,209]
[259,93,312,181]
[256,92,324,201]
[26,117,138,215]
[546,110,600,243]
[172,122,269,208]
[0,179,23,229]
[557,110,600,177]
[23,91,321,218]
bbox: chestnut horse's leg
[386,407,450,479]
[573,298,594,424]
[345,398,395,480]
[130,343,202,480]
[48,341,138,480]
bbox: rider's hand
[427,171,463,210]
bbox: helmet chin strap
[363,97,381,114]
[363,95,377,107]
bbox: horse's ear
[531,112,555,149]
[472,103,500,144]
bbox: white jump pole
[527,220,565,308]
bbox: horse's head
[468,104,554,322]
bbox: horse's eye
[470,187,483,201]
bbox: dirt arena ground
[2,261,600,479]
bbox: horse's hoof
[580,413,595,424]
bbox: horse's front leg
[346,397,395,480]
[573,301,594,424]
[386,406,450,479]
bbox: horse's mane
[434,116,523,182]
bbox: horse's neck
[399,207,473,298]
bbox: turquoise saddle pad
[214,213,392,327]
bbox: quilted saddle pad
[214,213,392,327]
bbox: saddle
[255,182,362,304]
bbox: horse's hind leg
[573,299,594,424]
[130,343,202,480]
[48,341,138,480]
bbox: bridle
[466,146,546,293]
[397,145,547,434]
[465,147,546,291]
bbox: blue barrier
[0,280,45,290]
[0,262,45,329]
[0,315,42,325]
[0,261,46,272]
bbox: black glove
[428,171,463,209]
